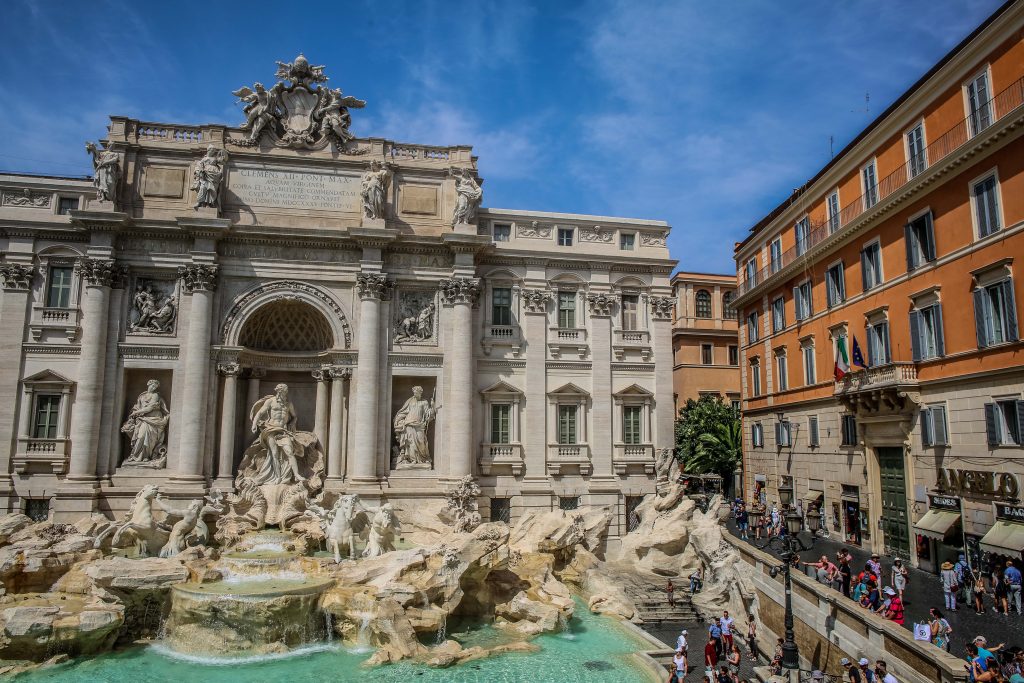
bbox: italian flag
[834,336,851,381]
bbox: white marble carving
[586,293,617,317]
[128,280,177,334]
[450,168,483,225]
[192,146,229,209]
[121,379,169,467]
[640,231,667,247]
[85,141,120,203]
[323,493,369,562]
[360,160,392,220]
[445,475,482,533]
[363,503,400,557]
[246,384,318,485]
[393,291,436,344]
[649,296,674,320]
[1,189,50,208]
[319,87,366,147]
[517,221,552,239]
[580,226,613,243]
[0,264,35,291]
[520,288,551,314]
[393,385,439,469]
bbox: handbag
[913,622,931,641]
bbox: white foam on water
[148,641,342,666]
[219,569,307,584]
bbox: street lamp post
[763,510,818,673]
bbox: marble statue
[444,475,482,533]
[323,493,370,562]
[85,141,120,203]
[157,499,204,558]
[394,299,435,344]
[655,447,677,482]
[363,503,400,558]
[232,81,283,145]
[128,282,177,334]
[93,484,165,555]
[451,168,482,225]
[319,87,366,147]
[360,160,392,220]
[393,386,438,468]
[192,146,228,209]
[120,380,169,467]
[247,383,316,485]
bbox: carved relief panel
[393,289,437,345]
[127,277,179,336]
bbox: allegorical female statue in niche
[121,379,169,466]
[393,385,439,468]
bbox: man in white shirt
[720,610,735,650]
[875,660,899,683]
[676,629,688,653]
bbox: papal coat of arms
[231,54,366,151]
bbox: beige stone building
[0,56,675,544]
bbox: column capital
[355,272,393,301]
[178,263,219,293]
[74,258,119,288]
[0,263,35,291]
[312,367,330,381]
[246,367,266,380]
[649,295,674,320]
[439,277,481,306]
[521,288,550,315]
[217,362,241,377]
[329,366,352,380]
[586,292,618,317]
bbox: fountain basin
[162,577,334,656]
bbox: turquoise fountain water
[18,599,654,683]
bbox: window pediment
[548,382,589,397]
[612,383,652,398]
[21,369,73,387]
[480,380,524,397]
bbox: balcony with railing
[14,437,69,474]
[29,305,80,342]
[546,443,592,476]
[612,443,655,475]
[612,328,652,361]
[548,327,589,359]
[481,324,523,356]
[736,75,1024,302]
[834,362,918,395]
[478,443,524,476]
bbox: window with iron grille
[625,496,644,532]
[559,496,580,511]
[695,290,712,318]
[24,499,49,522]
[490,497,512,524]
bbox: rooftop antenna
[828,135,834,160]
[851,92,870,115]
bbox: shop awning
[980,520,1024,555]
[802,490,824,504]
[913,509,961,541]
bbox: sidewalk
[724,518,1024,657]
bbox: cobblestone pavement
[724,518,1024,659]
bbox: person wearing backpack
[929,607,953,652]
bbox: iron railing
[737,75,1024,298]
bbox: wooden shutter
[974,289,988,348]
[933,407,948,446]
[924,214,937,261]
[1017,402,1024,446]
[985,403,998,446]
[809,417,819,446]
[934,305,945,357]
[921,409,933,447]
[1003,280,1019,341]
[904,224,916,272]
[909,310,922,361]
[861,249,870,291]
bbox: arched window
[722,291,735,319]
[695,290,712,318]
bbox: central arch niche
[238,299,332,352]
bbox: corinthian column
[0,264,35,501]
[216,362,240,486]
[173,263,218,483]
[67,258,118,481]
[313,368,329,449]
[327,367,350,482]
[351,273,391,482]
[440,277,480,478]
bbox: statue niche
[120,378,169,468]
[391,380,440,470]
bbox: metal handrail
[738,75,1024,298]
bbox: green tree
[674,395,741,479]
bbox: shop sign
[995,503,1024,522]
[937,468,1020,499]
[929,494,960,511]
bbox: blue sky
[0,0,1007,273]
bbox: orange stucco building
[671,272,740,415]
[732,0,1024,571]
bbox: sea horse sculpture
[93,484,168,556]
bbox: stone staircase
[629,584,703,625]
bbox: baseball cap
[840,657,851,666]
[811,672,824,681]
[883,587,896,595]
[858,658,870,666]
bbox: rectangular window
[557,292,576,329]
[802,343,816,385]
[825,263,845,307]
[490,404,511,444]
[23,499,49,522]
[557,227,574,247]
[794,218,810,256]
[490,497,511,523]
[622,405,642,445]
[775,421,792,447]
[619,233,635,250]
[557,405,578,444]
[493,223,511,242]
[701,343,713,365]
[770,238,782,274]
[730,399,741,412]
[492,287,512,326]
[747,311,759,343]
[808,416,820,447]
[559,496,581,511]
[862,160,879,208]
[905,212,936,271]
[967,70,992,137]
[728,345,738,366]
[910,304,944,361]
[752,422,764,448]
[772,297,785,332]
[921,405,949,447]
[841,414,858,446]
[57,197,78,215]
[974,280,1019,348]
[33,395,60,440]
[776,352,788,392]
[867,321,891,366]
[46,266,73,309]
[861,241,882,290]
[907,123,927,178]
[973,175,1001,238]
[621,294,639,331]
[794,280,812,321]
[745,258,757,285]
[827,191,841,233]
[985,399,1024,446]
[750,361,761,396]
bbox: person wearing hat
[841,657,863,683]
[881,586,905,625]
[810,671,825,681]
[859,657,877,683]
[940,561,958,611]
[676,628,688,653]
[672,647,687,681]
[891,558,908,604]
[867,553,882,579]
[974,635,1005,663]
